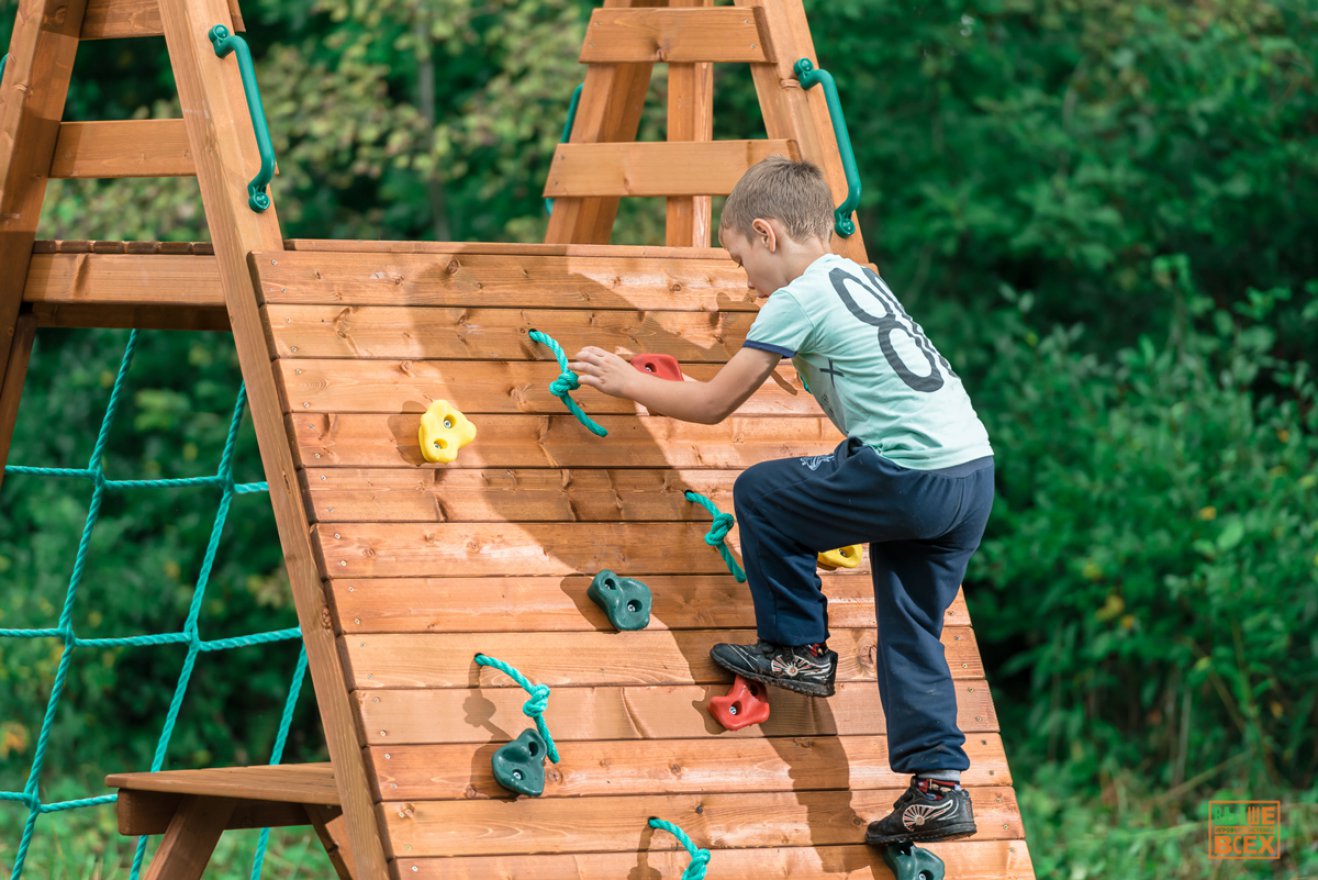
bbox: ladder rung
[579,7,774,64]
[82,0,245,40]
[544,140,799,198]
[50,120,194,179]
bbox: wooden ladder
[544,0,869,263]
[0,0,391,876]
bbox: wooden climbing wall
[248,239,1035,878]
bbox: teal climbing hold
[588,570,652,631]
[683,490,747,583]
[880,841,946,880]
[648,816,712,880]
[527,329,608,437]
[491,728,549,797]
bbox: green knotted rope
[474,653,560,763]
[683,491,747,583]
[527,329,608,437]
[648,817,712,880]
[0,330,305,880]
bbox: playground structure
[0,0,1036,877]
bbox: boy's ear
[751,217,777,252]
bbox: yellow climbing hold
[419,400,477,464]
[818,545,863,570]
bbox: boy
[569,156,993,846]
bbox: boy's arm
[570,346,781,425]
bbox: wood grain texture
[142,795,236,880]
[289,413,843,469]
[50,120,195,178]
[82,0,244,38]
[543,140,796,198]
[254,249,756,311]
[263,304,753,360]
[328,577,967,634]
[284,239,730,260]
[24,254,224,306]
[580,6,772,63]
[114,792,314,836]
[342,627,981,689]
[106,763,339,804]
[356,680,1000,745]
[368,734,1011,800]
[0,312,36,491]
[400,839,1037,880]
[275,360,812,417]
[377,787,1023,857]
[665,0,715,248]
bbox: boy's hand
[570,347,636,399]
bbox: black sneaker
[709,640,837,697]
[865,777,977,846]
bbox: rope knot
[683,848,712,880]
[522,683,551,718]
[549,371,580,397]
[705,512,734,546]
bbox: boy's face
[720,221,789,298]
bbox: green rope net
[648,816,711,880]
[474,653,560,763]
[683,491,747,583]
[0,330,307,880]
[527,329,608,437]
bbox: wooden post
[0,312,36,490]
[155,0,390,875]
[665,0,714,247]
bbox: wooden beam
[142,796,237,880]
[358,680,999,745]
[343,627,981,688]
[288,412,843,469]
[81,0,244,39]
[50,120,195,178]
[263,304,754,360]
[543,140,797,198]
[24,253,225,307]
[378,787,1024,857]
[115,792,319,836]
[666,0,716,247]
[329,577,967,634]
[285,239,731,260]
[0,312,36,492]
[372,733,1010,801]
[580,6,773,63]
[29,302,229,331]
[401,840,1036,880]
[306,804,358,880]
[106,763,339,804]
[157,0,389,873]
[0,0,88,431]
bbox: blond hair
[719,156,834,243]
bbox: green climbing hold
[492,728,549,797]
[880,841,946,880]
[588,570,652,631]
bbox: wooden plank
[735,0,869,264]
[544,0,658,245]
[32,239,215,255]
[289,413,843,469]
[330,578,969,634]
[378,787,1023,857]
[284,239,730,261]
[50,120,195,178]
[142,795,236,880]
[343,627,981,689]
[114,792,319,836]
[300,466,787,523]
[105,763,339,804]
[0,0,87,419]
[24,253,225,307]
[254,249,757,311]
[666,1,715,248]
[157,0,389,873]
[543,140,797,198]
[370,733,1010,800]
[263,304,753,360]
[275,361,813,417]
[30,302,230,331]
[0,312,36,492]
[358,680,999,745]
[401,839,1037,880]
[306,804,357,880]
[580,7,772,63]
[81,0,244,39]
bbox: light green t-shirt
[744,254,992,470]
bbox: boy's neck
[777,236,833,284]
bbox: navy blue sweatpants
[732,436,995,773]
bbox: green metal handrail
[544,82,584,215]
[208,25,276,213]
[794,57,861,238]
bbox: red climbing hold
[707,675,771,731]
[631,353,684,382]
